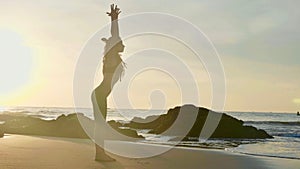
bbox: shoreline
[126,138,300,161]
[1,134,299,169]
[2,133,299,161]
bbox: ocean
[0,106,299,160]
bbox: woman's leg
[93,80,115,161]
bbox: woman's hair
[101,37,126,82]
[101,37,122,54]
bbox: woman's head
[102,37,125,54]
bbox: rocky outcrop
[0,105,273,140]
[0,114,143,139]
[0,124,4,138]
[124,105,273,140]
[108,120,144,138]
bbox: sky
[0,0,299,112]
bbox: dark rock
[1,114,89,138]
[108,120,144,138]
[0,124,4,138]
[125,105,273,139]
[0,114,143,139]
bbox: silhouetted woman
[92,4,125,162]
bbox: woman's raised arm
[106,4,121,38]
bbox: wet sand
[0,134,298,169]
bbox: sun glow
[0,29,38,106]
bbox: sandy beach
[0,134,298,169]
[1,1,299,169]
